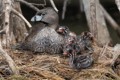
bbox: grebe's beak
[31,14,43,22]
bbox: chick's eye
[69,50,72,53]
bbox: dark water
[60,16,89,35]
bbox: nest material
[0,45,120,80]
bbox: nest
[0,45,120,80]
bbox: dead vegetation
[0,44,119,80]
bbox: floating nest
[0,45,120,80]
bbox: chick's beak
[63,52,68,56]
[57,28,64,33]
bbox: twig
[111,53,120,66]
[16,0,40,12]
[49,0,58,13]
[31,3,45,7]
[31,0,46,7]
[11,8,32,28]
[110,45,120,66]
[0,28,6,34]
[99,4,120,37]
[100,4,119,30]
[0,23,5,34]
[62,0,69,20]
[0,44,19,74]
[44,0,46,6]
[79,0,84,12]
[98,43,108,60]
[4,0,12,47]
[54,57,60,63]
[0,11,4,17]
[115,0,120,12]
